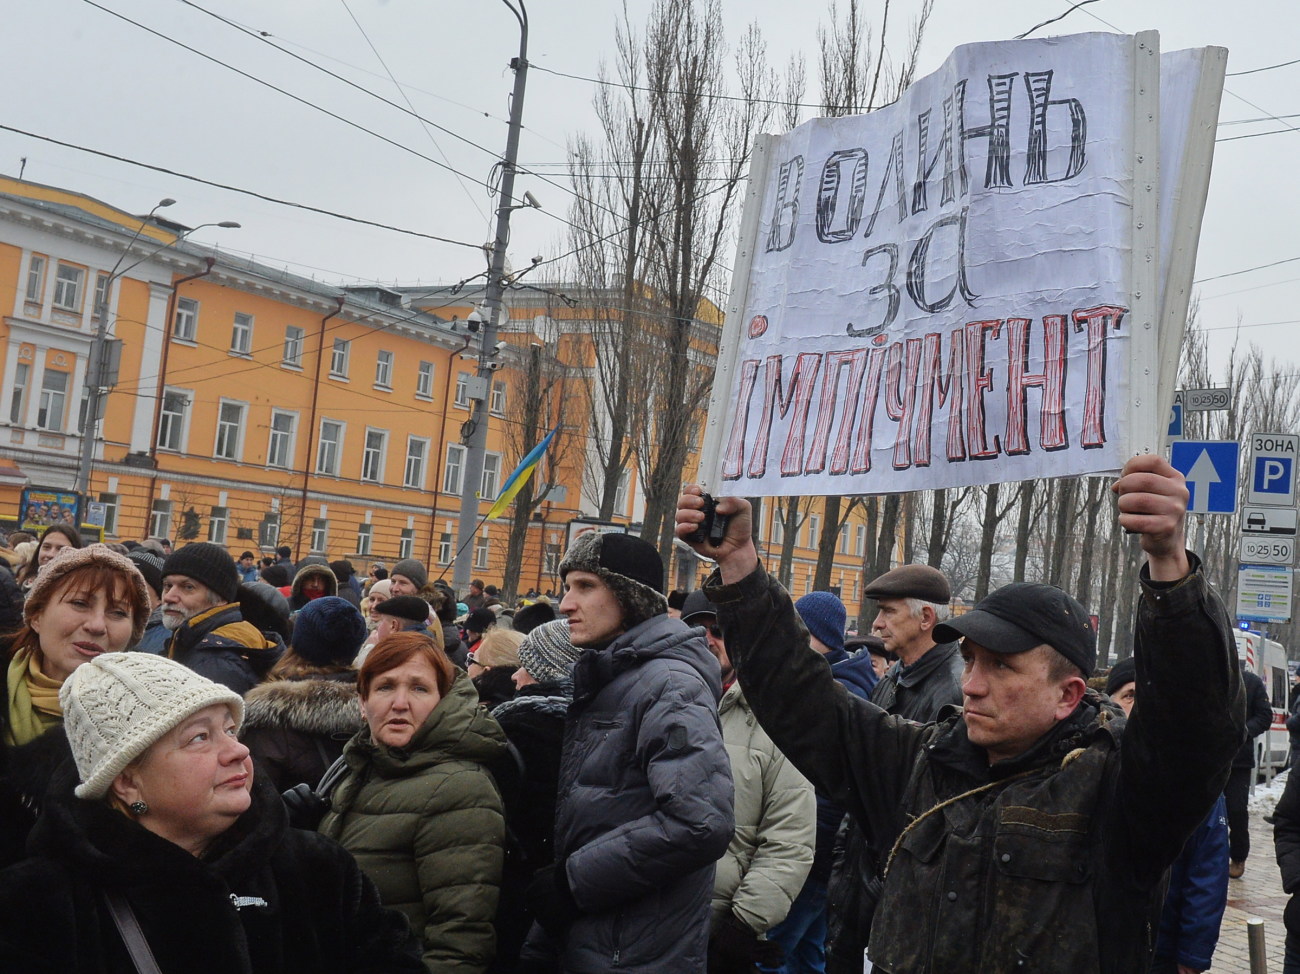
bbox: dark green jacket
[707,554,1244,974]
[320,672,508,973]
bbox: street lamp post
[73,208,239,497]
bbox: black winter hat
[163,542,239,603]
[559,531,667,630]
[376,595,431,625]
[291,596,366,667]
[127,549,164,597]
[1105,656,1137,697]
[512,600,557,635]
[464,607,497,634]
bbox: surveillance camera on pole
[467,307,485,333]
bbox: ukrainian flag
[486,425,560,520]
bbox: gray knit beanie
[558,531,667,630]
[391,558,429,591]
[519,619,582,685]
[60,653,245,800]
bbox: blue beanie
[795,591,846,655]
[291,596,366,668]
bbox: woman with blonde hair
[469,628,524,710]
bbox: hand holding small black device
[688,492,731,547]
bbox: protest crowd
[0,455,1275,974]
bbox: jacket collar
[893,639,961,688]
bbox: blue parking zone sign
[1255,457,1293,494]
[1170,440,1239,514]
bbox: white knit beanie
[60,653,245,800]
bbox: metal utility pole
[453,0,530,593]
[74,207,239,498]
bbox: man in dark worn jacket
[676,455,1244,974]
[523,531,733,973]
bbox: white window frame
[231,312,253,355]
[474,528,490,570]
[481,452,501,500]
[374,350,393,389]
[438,532,452,565]
[453,373,469,407]
[173,297,199,341]
[839,523,851,554]
[855,525,867,557]
[361,428,388,483]
[282,325,304,366]
[613,468,630,517]
[36,370,69,431]
[316,419,345,476]
[356,522,373,557]
[9,362,29,425]
[150,499,173,540]
[259,514,280,549]
[267,409,297,469]
[399,528,415,560]
[24,254,45,304]
[771,512,785,547]
[443,443,465,494]
[213,400,247,461]
[416,361,434,399]
[330,338,350,378]
[209,507,229,545]
[404,436,429,489]
[52,263,84,312]
[489,380,507,416]
[92,272,111,322]
[311,518,329,554]
[807,514,820,550]
[544,542,561,576]
[157,388,191,452]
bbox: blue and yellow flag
[486,425,559,520]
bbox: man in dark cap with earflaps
[675,455,1245,974]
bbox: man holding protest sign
[675,455,1243,973]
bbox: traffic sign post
[1239,506,1299,566]
[1237,565,1294,624]
[1247,433,1299,507]
[1170,440,1240,514]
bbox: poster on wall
[700,32,1225,499]
[19,487,81,532]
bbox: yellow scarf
[5,647,63,747]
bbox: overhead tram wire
[1227,57,1300,78]
[0,123,482,251]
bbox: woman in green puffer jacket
[319,631,508,973]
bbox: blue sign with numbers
[1170,441,1239,514]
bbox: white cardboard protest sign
[700,32,1223,499]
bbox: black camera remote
[689,493,731,547]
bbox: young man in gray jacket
[523,531,734,973]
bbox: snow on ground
[1250,768,1288,816]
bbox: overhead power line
[1194,255,1300,284]
[1227,57,1300,78]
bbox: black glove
[525,862,581,937]
[708,913,785,973]
[281,783,330,830]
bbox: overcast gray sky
[5,0,1298,375]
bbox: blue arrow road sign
[1170,440,1240,514]
[1167,402,1183,438]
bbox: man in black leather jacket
[676,456,1244,974]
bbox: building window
[9,362,29,424]
[330,338,350,378]
[316,420,344,475]
[771,513,784,547]
[481,452,501,500]
[157,389,189,451]
[443,443,465,494]
[613,468,630,516]
[209,507,229,545]
[404,436,428,489]
[374,350,393,388]
[474,528,490,569]
[259,514,280,548]
[150,499,173,539]
[25,254,45,304]
[267,410,297,469]
[52,263,84,312]
[92,273,111,321]
[361,428,387,483]
[807,514,820,550]
[855,525,866,557]
[311,518,329,553]
[231,313,253,355]
[416,361,434,398]
[454,373,469,407]
[173,298,199,341]
[544,542,561,576]
[214,401,246,461]
[357,522,373,556]
[489,380,507,416]
[839,523,851,554]
[399,528,414,561]
[98,492,119,535]
[438,532,452,565]
[282,325,304,366]
[36,370,68,431]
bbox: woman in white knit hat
[0,652,424,973]
[0,544,150,865]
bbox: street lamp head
[217,221,241,228]
[157,198,177,208]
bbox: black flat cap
[863,564,951,604]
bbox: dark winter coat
[831,649,880,701]
[168,603,284,696]
[134,605,169,654]
[534,613,734,973]
[827,639,965,972]
[1235,667,1273,767]
[0,775,423,974]
[319,671,509,973]
[0,564,22,637]
[1273,753,1300,899]
[442,623,469,669]
[241,674,364,792]
[0,725,75,868]
[1154,795,1228,971]
[488,683,571,972]
[707,555,1244,974]
[472,666,516,710]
